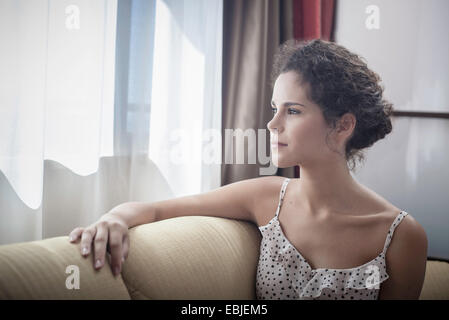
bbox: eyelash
[271,107,300,115]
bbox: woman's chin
[271,157,290,168]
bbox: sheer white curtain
[0,0,119,244]
[0,0,223,245]
[149,0,223,197]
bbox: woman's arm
[378,215,428,299]
[106,176,283,228]
[69,176,283,275]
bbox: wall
[334,0,449,259]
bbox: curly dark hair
[270,38,394,172]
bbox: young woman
[69,39,428,300]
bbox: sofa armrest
[0,236,131,299]
[419,259,449,300]
[121,216,262,299]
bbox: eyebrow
[271,101,306,108]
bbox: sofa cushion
[0,236,131,299]
[419,259,449,300]
[121,216,262,299]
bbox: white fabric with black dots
[255,178,409,300]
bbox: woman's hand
[68,213,130,277]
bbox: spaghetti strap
[381,211,409,255]
[274,178,291,219]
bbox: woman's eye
[271,108,300,115]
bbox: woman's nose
[267,118,283,134]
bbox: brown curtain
[221,0,296,186]
[221,0,337,186]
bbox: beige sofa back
[0,216,447,299]
[0,236,131,299]
[0,216,261,299]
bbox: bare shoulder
[202,175,285,226]
[387,212,428,253]
[378,212,428,299]
[152,175,285,224]
[247,176,287,227]
[223,175,286,224]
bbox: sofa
[0,216,448,300]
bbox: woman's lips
[271,143,287,147]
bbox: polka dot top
[256,178,409,300]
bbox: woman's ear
[337,113,356,132]
[325,113,356,155]
[337,113,356,139]
[333,113,356,152]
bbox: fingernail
[114,267,120,276]
[82,247,89,255]
[95,259,101,268]
[121,257,125,263]
[69,236,74,242]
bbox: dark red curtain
[292,0,336,41]
[292,0,337,178]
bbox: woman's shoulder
[378,210,428,299]
[351,184,420,236]
[247,175,287,195]
[354,182,403,216]
[248,176,288,226]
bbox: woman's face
[267,71,338,168]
